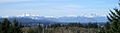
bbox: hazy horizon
[0,0,118,17]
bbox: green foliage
[106,6,120,33]
[27,28,36,33]
[107,8,120,33]
[67,23,83,27]
[50,23,62,28]
[11,19,22,33]
[98,27,106,33]
[1,18,11,33]
[0,18,23,33]
[0,22,2,33]
[88,22,98,28]
[37,24,43,33]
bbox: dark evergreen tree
[1,18,11,33]
[0,22,2,33]
[11,19,22,33]
[67,23,83,27]
[107,8,120,33]
[88,22,98,28]
[37,23,43,33]
[98,27,106,33]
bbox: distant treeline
[0,18,109,33]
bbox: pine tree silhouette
[107,9,120,33]
[11,19,22,33]
[1,18,11,33]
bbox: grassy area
[21,26,100,33]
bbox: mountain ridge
[0,15,108,22]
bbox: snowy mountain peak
[1,16,9,18]
[82,13,106,18]
[16,13,40,17]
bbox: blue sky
[0,0,118,17]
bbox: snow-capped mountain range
[0,13,108,23]
[0,13,108,26]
